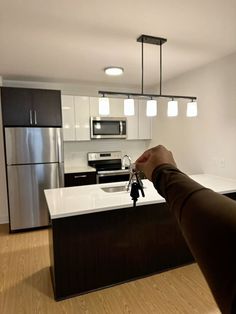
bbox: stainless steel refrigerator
[4,127,64,231]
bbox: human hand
[135,145,177,181]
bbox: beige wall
[150,52,236,178]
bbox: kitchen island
[45,174,236,300]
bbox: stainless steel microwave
[90,117,127,139]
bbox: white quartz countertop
[64,165,96,174]
[45,174,236,219]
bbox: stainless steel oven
[90,117,127,139]
[87,151,130,183]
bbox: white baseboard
[0,215,9,224]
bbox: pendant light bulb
[187,101,198,117]
[99,97,110,116]
[167,100,178,117]
[124,98,135,116]
[146,99,157,117]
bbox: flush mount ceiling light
[99,35,197,117]
[104,67,124,76]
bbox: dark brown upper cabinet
[1,87,62,127]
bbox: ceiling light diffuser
[104,67,124,76]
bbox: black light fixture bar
[98,34,197,102]
[98,90,197,101]
[137,35,167,46]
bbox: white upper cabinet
[126,100,152,140]
[109,98,124,116]
[62,95,90,141]
[74,96,90,141]
[138,100,152,139]
[126,100,139,140]
[89,97,99,117]
[61,95,76,141]
[62,95,152,141]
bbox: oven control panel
[87,151,122,161]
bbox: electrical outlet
[219,158,225,168]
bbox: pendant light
[187,100,198,117]
[146,99,157,117]
[99,96,109,116]
[98,35,197,117]
[167,99,178,117]
[124,97,135,116]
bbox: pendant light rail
[98,91,197,101]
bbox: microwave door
[91,118,127,139]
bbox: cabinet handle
[29,110,33,125]
[34,110,37,125]
[74,175,87,179]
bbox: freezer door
[7,163,59,231]
[5,127,63,164]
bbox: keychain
[127,163,145,207]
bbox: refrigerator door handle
[34,110,37,125]
[29,110,33,125]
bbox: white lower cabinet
[61,95,90,141]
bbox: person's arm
[136,146,236,314]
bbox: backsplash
[64,140,150,168]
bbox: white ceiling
[1,0,236,88]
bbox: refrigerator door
[5,127,63,165]
[7,163,59,231]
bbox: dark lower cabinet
[64,172,96,187]
[49,202,194,300]
[1,87,62,127]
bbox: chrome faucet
[121,154,132,170]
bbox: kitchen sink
[101,184,146,193]
[101,185,128,193]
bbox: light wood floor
[0,224,220,314]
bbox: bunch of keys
[127,163,145,208]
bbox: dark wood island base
[49,202,195,300]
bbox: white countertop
[64,165,96,174]
[45,174,236,219]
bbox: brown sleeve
[152,164,236,314]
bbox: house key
[127,164,145,207]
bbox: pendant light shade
[99,97,110,115]
[146,99,157,117]
[124,98,135,116]
[167,100,178,117]
[187,101,198,117]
